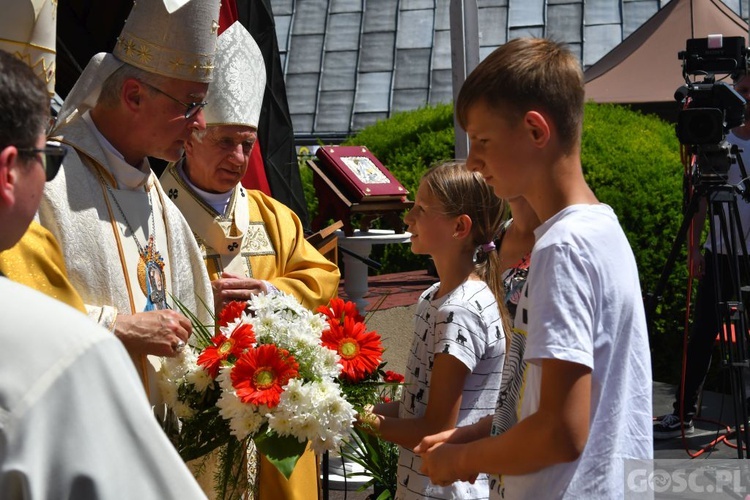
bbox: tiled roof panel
[363,0,398,33]
[360,32,397,72]
[585,0,623,24]
[326,13,362,52]
[508,0,544,27]
[396,9,435,49]
[292,0,328,35]
[623,1,660,37]
[479,7,508,46]
[354,71,392,113]
[393,88,429,112]
[547,4,583,43]
[321,50,357,91]
[331,0,362,13]
[287,34,324,74]
[394,48,431,90]
[316,90,355,131]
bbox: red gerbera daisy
[321,316,383,382]
[317,297,365,324]
[218,300,247,327]
[197,323,256,378]
[231,344,299,408]
[383,370,405,384]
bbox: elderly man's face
[184,125,257,193]
[140,78,209,162]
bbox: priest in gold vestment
[160,22,340,500]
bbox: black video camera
[675,35,748,177]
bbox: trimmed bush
[581,103,686,385]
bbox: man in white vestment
[37,0,218,402]
[0,45,206,500]
[160,23,339,499]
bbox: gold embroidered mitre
[0,0,56,96]
[113,0,220,83]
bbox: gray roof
[272,0,749,140]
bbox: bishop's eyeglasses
[140,80,208,119]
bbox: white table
[336,229,412,312]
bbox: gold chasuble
[161,161,339,309]
[0,222,86,313]
[162,161,340,500]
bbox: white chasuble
[38,117,213,405]
[161,160,340,311]
[0,278,207,499]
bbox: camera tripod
[647,145,750,457]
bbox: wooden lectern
[307,146,413,236]
[305,220,343,264]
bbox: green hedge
[580,103,687,385]
[301,102,692,384]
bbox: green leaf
[169,293,214,347]
[254,430,307,479]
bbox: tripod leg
[646,191,704,334]
[706,189,750,457]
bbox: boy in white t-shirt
[415,37,653,499]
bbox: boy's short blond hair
[456,37,585,152]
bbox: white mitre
[0,0,56,96]
[114,0,219,83]
[203,21,266,129]
[54,0,220,132]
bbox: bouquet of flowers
[158,292,375,498]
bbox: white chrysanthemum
[227,408,265,440]
[156,347,206,405]
[185,366,213,393]
[216,365,235,391]
[157,376,179,408]
[267,412,296,439]
[306,345,341,379]
[279,377,306,410]
[291,413,323,442]
[219,315,251,338]
[216,390,247,420]
[160,350,192,380]
[174,401,196,420]
[308,314,328,337]
[246,291,275,312]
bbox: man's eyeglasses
[140,80,208,119]
[17,141,67,182]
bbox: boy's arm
[415,414,493,450]
[418,358,591,483]
[359,353,470,449]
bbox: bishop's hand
[114,310,191,357]
[211,271,270,312]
